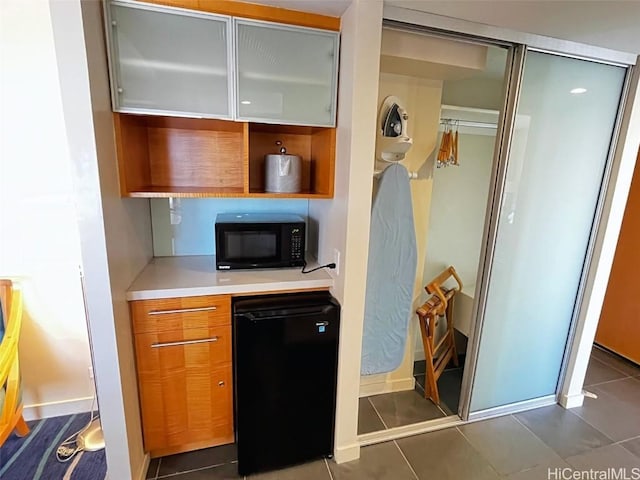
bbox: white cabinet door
[235,20,339,127]
[108,2,232,118]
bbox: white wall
[360,72,442,396]
[0,0,95,420]
[150,198,309,256]
[48,0,154,478]
[423,134,495,289]
[308,0,383,463]
[442,78,505,111]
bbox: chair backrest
[0,279,11,332]
[0,281,22,389]
[0,280,28,446]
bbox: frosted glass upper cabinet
[108,1,232,118]
[235,19,339,127]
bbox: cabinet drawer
[135,325,232,370]
[131,295,231,334]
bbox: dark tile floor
[414,368,463,415]
[147,346,639,479]
[357,356,464,434]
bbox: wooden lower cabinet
[131,295,234,457]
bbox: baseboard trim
[23,396,94,421]
[359,377,415,397]
[137,454,151,480]
[560,392,585,409]
[333,442,360,464]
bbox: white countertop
[126,256,334,301]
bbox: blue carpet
[0,412,106,480]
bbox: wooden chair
[416,266,463,405]
[0,279,30,446]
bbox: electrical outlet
[333,248,341,276]
[88,367,94,380]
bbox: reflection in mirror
[358,28,508,435]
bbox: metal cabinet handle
[218,381,225,387]
[151,336,219,348]
[148,306,217,316]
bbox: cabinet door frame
[105,0,235,120]
[233,17,340,127]
[134,325,234,455]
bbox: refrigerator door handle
[238,312,257,322]
[235,306,333,322]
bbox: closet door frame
[461,48,633,421]
[383,7,637,425]
[456,43,526,421]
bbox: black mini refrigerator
[233,292,340,476]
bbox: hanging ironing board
[361,163,417,375]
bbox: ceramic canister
[265,154,302,193]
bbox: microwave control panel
[290,228,304,260]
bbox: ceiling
[241,1,640,55]
[386,1,640,54]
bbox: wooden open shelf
[248,123,335,198]
[114,113,335,198]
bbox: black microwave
[215,213,306,270]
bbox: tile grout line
[393,440,420,480]
[514,408,616,459]
[156,462,230,479]
[368,396,390,430]
[591,353,638,377]
[434,399,451,417]
[591,356,634,377]
[563,407,615,445]
[584,375,634,389]
[612,433,640,446]
[413,373,458,417]
[506,413,567,455]
[571,376,640,415]
[324,457,335,480]
[454,424,502,478]
[154,458,161,480]
[454,424,470,442]
[508,413,566,458]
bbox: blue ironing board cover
[361,164,417,375]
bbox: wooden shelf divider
[114,113,335,199]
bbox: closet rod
[440,119,497,129]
